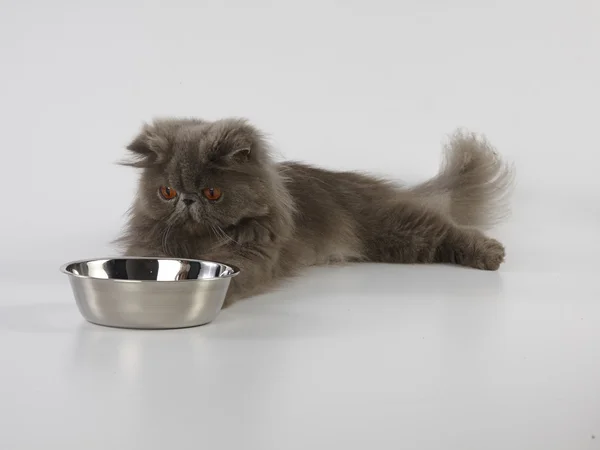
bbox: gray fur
[117,118,515,305]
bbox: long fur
[117,118,515,305]
[411,130,515,229]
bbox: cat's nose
[182,198,195,206]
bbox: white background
[1,1,599,449]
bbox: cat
[117,117,514,306]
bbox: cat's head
[123,117,283,239]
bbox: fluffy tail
[411,130,515,230]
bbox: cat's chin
[180,219,200,234]
[181,220,204,235]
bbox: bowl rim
[60,256,240,283]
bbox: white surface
[1,1,599,449]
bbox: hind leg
[363,201,505,270]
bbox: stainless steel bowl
[60,257,240,329]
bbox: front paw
[471,238,505,271]
[232,218,275,245]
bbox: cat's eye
[202,187,222,201]
[159,186,177,200]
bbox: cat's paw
[233,218,275,245]
[472,238,505,271]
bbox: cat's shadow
[251,263,505,306]
[0,264,504,340]
[208,263,505,339]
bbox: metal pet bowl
[60,257,240,329]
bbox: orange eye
[159,186,177,200]
[202,187,222,201]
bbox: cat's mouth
[179,209,211,233]
[178,205,200,223]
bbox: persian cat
[118,118,514,305]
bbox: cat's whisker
[206,224,228,252]
[217,225,241,246]
[161,223,172,256]
[161,213,182,256]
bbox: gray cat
[118,118,514,305]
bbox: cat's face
[125,118,275,236]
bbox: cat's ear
[212,119,263,165]
[227,146,252,163]
[122,123,171,168]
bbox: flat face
[65,259,235,281]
